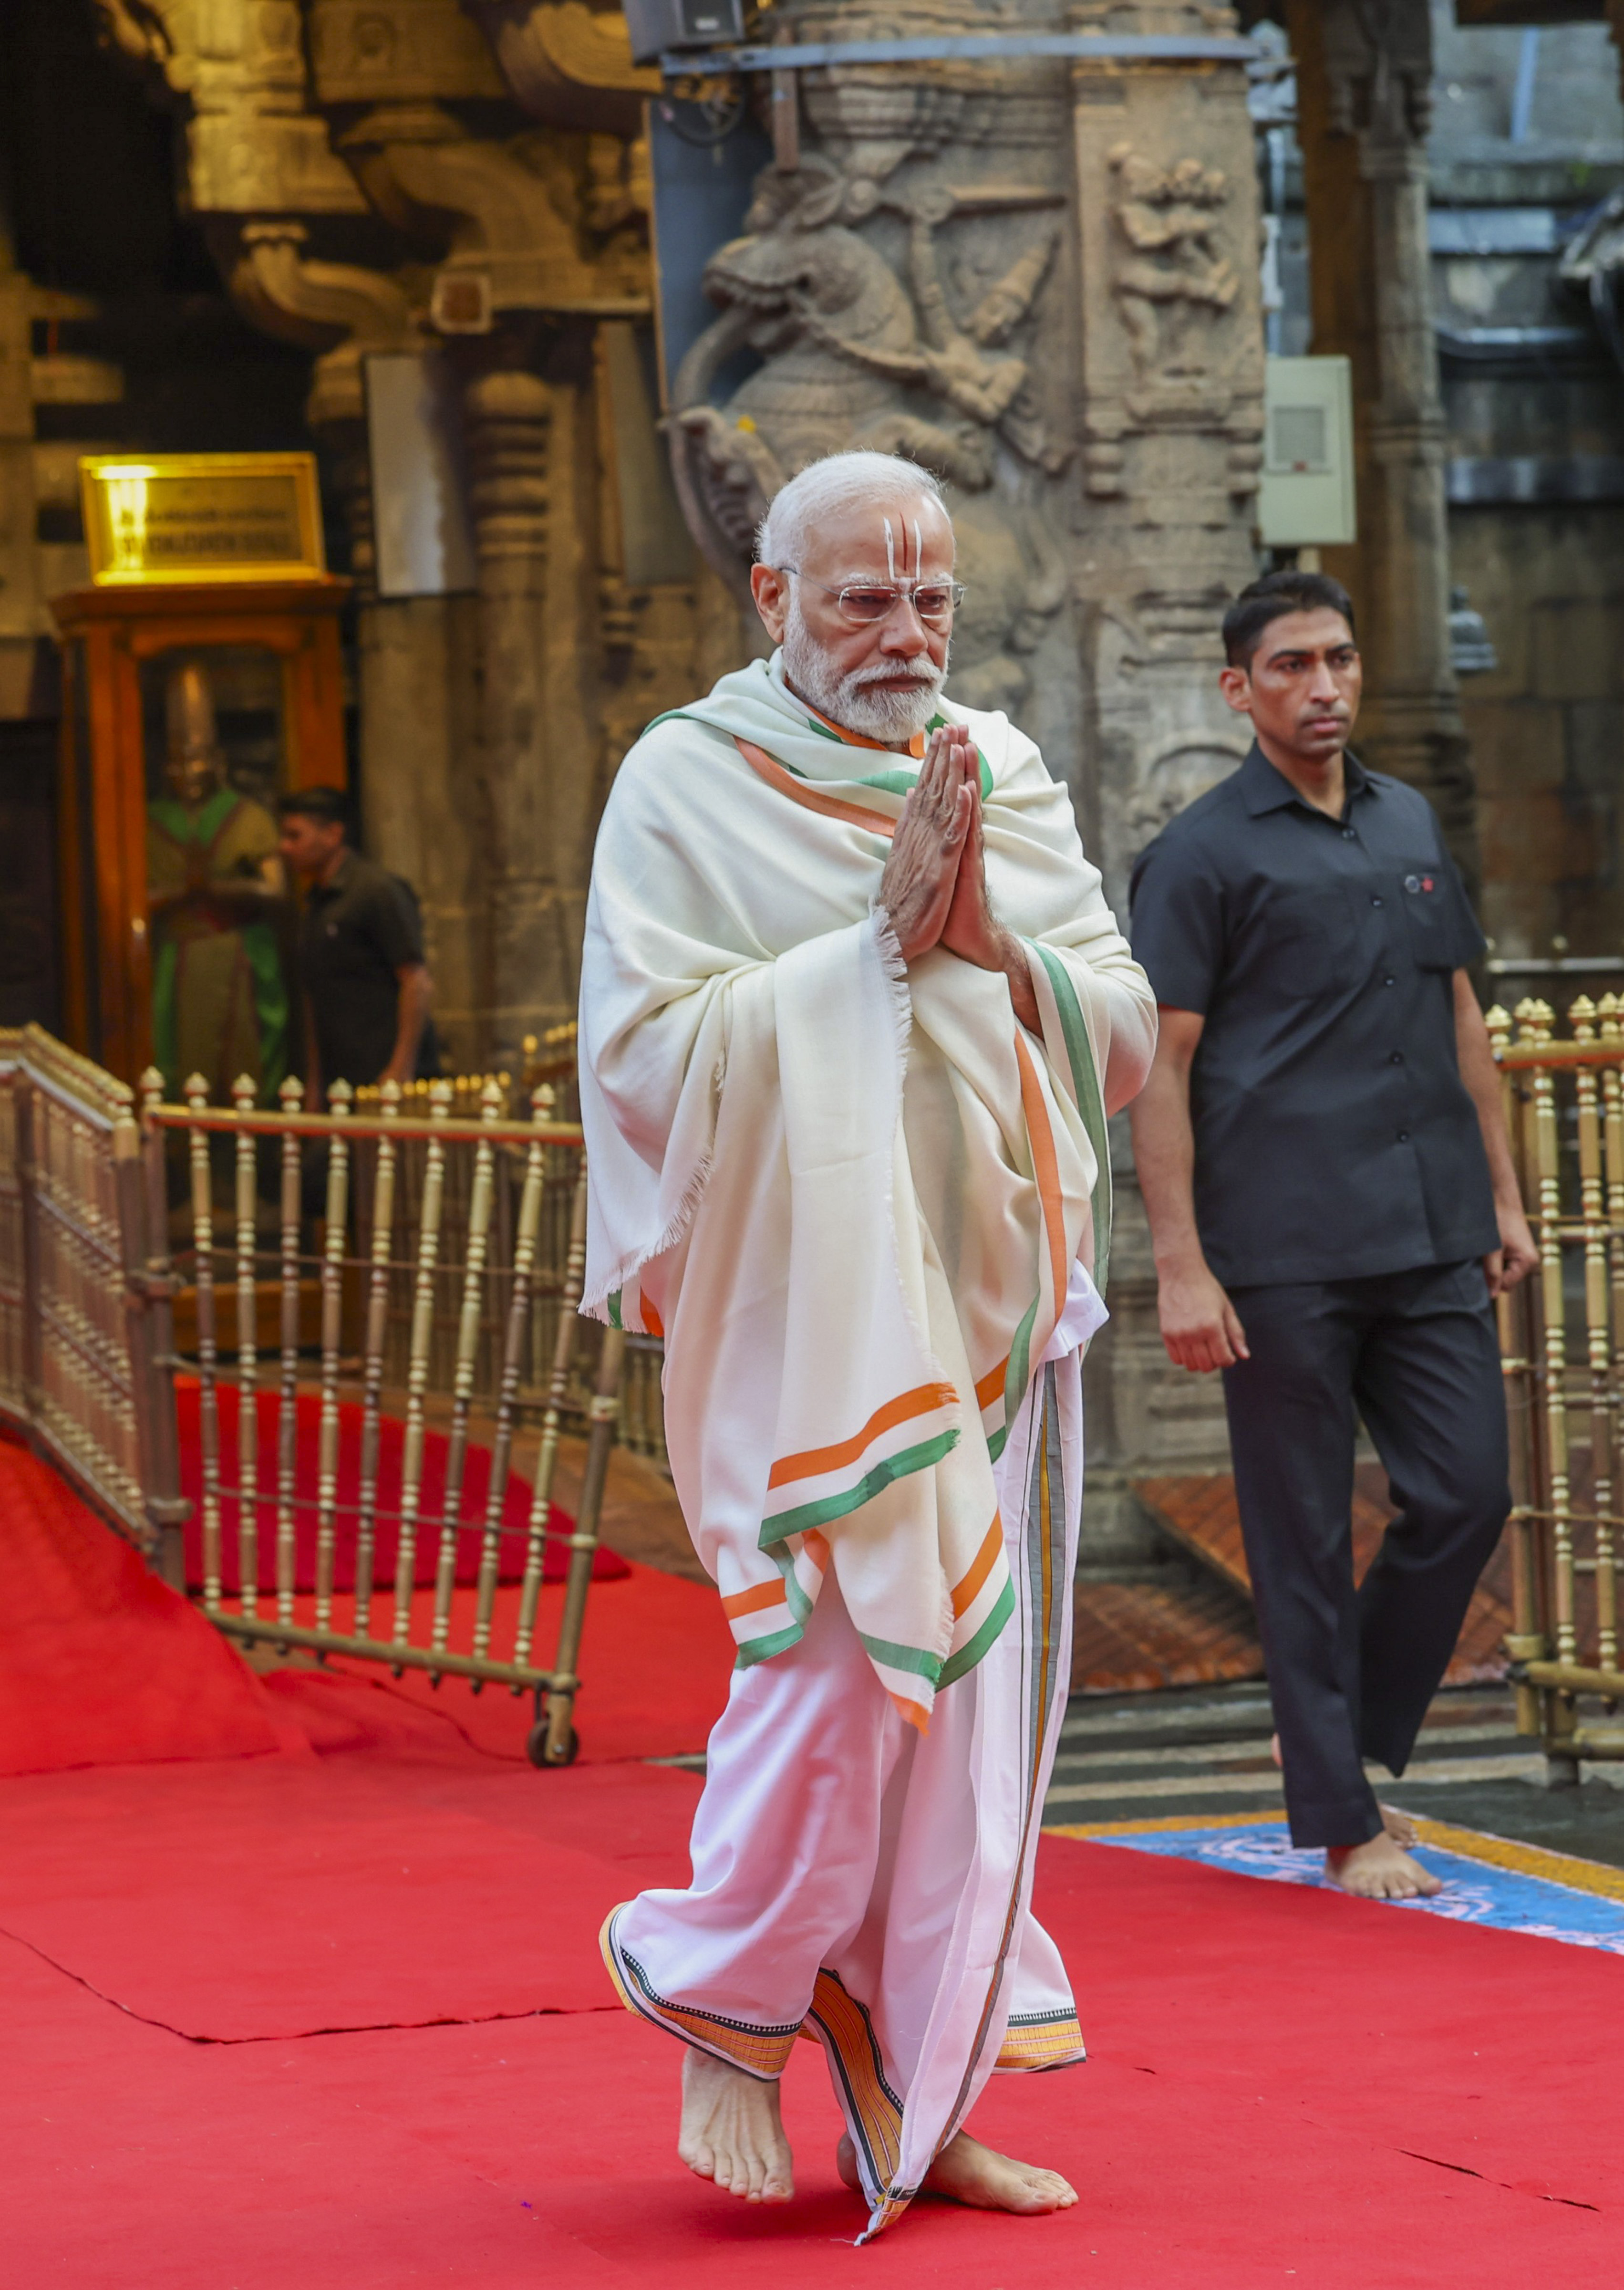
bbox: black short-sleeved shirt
[297,850,425,1088]
[1127,743,1498,1287]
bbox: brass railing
[138,1071,624,1764]
[0,1026,181,1546]
[1490,995,1624,1782]
[0,1027,636,1768]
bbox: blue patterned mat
[1053,1817,1624,1955]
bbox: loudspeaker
[624,0,745,67]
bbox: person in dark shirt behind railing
[276,787,439,1105]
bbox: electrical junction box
[624,0,745,66]
[1258,355,1356,547]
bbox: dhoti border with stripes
[602,1355,1086,2241]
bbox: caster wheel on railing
[526,1722,579,1769]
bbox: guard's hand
[1485,1202,1539,1296]
[878,724,978,960]
[1157,1260,1249,1374]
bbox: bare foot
[1324,1832,1442,1900]
[679,2049,794,2203]
[837,2131,1076,2215]
[1269,1735,1420,1848]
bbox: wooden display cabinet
[51,577,350,1089]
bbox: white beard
[782,597,947,744]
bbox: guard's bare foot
[679,2049,794,2203]
[1380,1803,1419,1848]
[838,2131,1076,2214]
[1324,1832,1441,1900]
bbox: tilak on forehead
[882,514,927,583]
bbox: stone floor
[1041,1679,1624,1869]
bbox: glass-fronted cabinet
[51,577,349,1091]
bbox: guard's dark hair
[277,785,351,833]
[1222,570,1356,670]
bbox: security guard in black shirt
[1128,570,1537,1901]
[277,787,437,1103]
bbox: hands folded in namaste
[878,725,991,963]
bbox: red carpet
[0,1432,730,1778]
[175,1378,631,1593]
[0,1443,1614,2280]
[0,1767,1614,2284]
[0,1434,292,1777]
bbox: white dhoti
[605,1350,1088,2238]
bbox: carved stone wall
[1286,0,1479,895]
[93,0,716,1065]
[662,0,1265,1534]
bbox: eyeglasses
[775,569,965,627]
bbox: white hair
[755,451,949,568]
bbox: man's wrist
[1153,1242,1211,1281]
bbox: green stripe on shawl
[734,1619,806,1668]
[758,1428,959,1549]
[937,1576,1016,1688]
[647,701,991,799]
[858,1631,944,1683]
[995,1295,1040,1463]
[1031,939,1114,1296]
[773,1543,815,1622]
[606,1289,624,1330]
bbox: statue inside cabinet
[145,657,290,1102]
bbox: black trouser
[1221,1260,1510,1850]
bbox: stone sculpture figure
[146,660,290,1102]
[1109,144,1240,381]
[668,152,1067,715]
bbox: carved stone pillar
[0,264,43,716]
[653,0,1268,1540]
[462,350,599,1049]
[1287,0,1480,893]
[1066,4,1268,1544]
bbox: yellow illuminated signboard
[78,452,326,584]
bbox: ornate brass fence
[1490,996,1624,1781]
[137,1071,623,1764]
[0,1027,635,1767]
[0,1027,181,1547]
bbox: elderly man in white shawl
[582,450,1155,2240]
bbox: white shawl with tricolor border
[579,654,1155,1726]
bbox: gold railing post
[1571,998,1616,1674]
[353,1078,399,1639]
[473,1083,553,1662]
[274,1076,304,1628]
[1491,1003,1545,1735]
[314,1080,352,1631]
[431,1078,501,1658]
[185,1072,222,1616]
[232,1072,259,1620]
[393,1076,450,1647]
[515,1154,587,1672]
[135,1065,188,1589]
[540,1315,624,1766]
[1522,999,1579,1778]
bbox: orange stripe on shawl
[734,739,900,837]
[801,698,927,758]
[721,1579,788,1621]
[767,1381,957,1492]
[950,1514,1003,1620]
